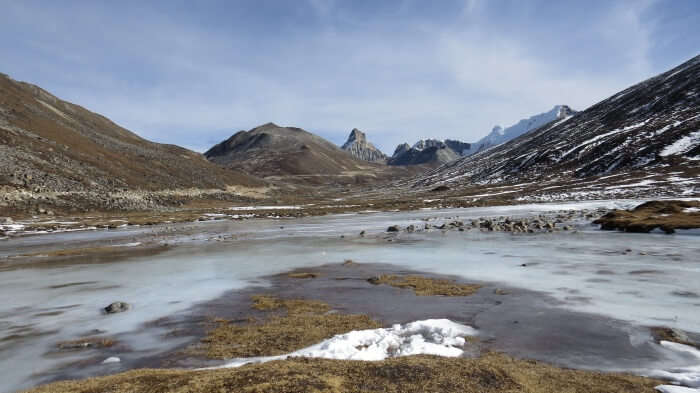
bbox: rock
[104,302,130,314]
[386,225,400,232]
[1,217,13,224]
[430,185,450,192]
[359,230,366,237]
[563,226,571,231]
[406,224,415,233]
[367,276,381,284]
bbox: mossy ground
[199,296,381,359]
[595,200,700,233]
[23,352,660,393]
[367,274,482,296]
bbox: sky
[1,0,698,154]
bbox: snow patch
[210,319,477,369]
[650,341,700,392]
[660,131,700,157]
[102,357,120,364]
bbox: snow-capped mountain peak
[465,105,577,155]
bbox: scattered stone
[359,230,365,237]
[406,224,415,233]
[386,225,400,232]
[103,302,130,314]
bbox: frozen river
[1,200,699,392]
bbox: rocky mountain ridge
[341,128,387,162]
[464,105,577,155]
[204,123,420,185]
[388,138,471,166]
[409,54,700,196]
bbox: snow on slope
[410,54,700,190]
[465,105,577,155]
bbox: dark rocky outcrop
[389,139,470,166]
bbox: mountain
[412,55,700,197]
[205,123,414,185]
[464,105,577,155]
[388,138,470,166]
[341,128,387,162]
[0,73,262,197]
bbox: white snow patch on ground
[0,224,25,232]
[660,131,700,157]
[211,319,477,369]
[605,179,660,190]
[102,357,120,364]
[684,208,700,213]
[112,242,142,247]
[650,341,700,392]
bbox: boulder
[104,302,130,314]
[387,225,400,232]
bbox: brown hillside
[205,123,423,185]
[0,73,263,194]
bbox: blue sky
[1,0,698,153]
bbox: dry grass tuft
[23,352,661,393]
[201,296,381,359]
[287,272,320,279]
[595,200,700,233]
[56,337,115,351]
[367,274,482,296]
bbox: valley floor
[1,201,699,393]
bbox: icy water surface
[0,200,699,392]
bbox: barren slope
[0,73,262,194]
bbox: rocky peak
[345,128,367,144]
[393,143,411,157]
[341,128,387,162]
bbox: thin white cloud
[0,0,683,155]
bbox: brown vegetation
[595,200,700,233]
[56,337,115,351]
[287,272,320,279]
[24,352,660,393]
[367,274,482,296]
[200,295,381,359]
